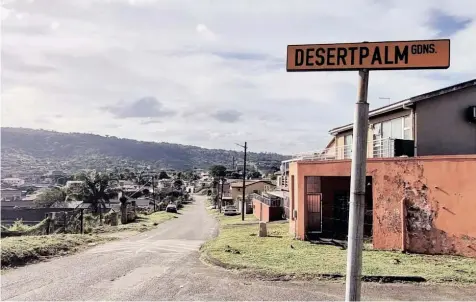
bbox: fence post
[45,213,50,235]
[47,213,54,234]
[80,209,84,234]
[63,211,67,233]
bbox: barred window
[306,176,320,194]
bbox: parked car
[223,205,238,216]
[166,203,177,213]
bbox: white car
[223,205,238,216]
[166,203,177,213]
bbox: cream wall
[231,181,269,201]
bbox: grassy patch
[201,223,476,283]
[0,234,113,269]
[208,208,258,226]
[91,211,178,234]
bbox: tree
[209,165,227,210]
[248,171,262,179]
[77,172,114,221]
[158,171,170,179]
[35,187,67,208]
[173,179,183,190]
[209,165,227,178]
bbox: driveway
[1,195,475,301]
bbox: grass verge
[207,209,258,226]
[91,210,179,234]
[201,222,476,284]
[1,234,114,269]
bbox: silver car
[223,205,238,216]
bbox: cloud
[211,110,242,123]
[1,0,476,154]
[102,97,175,118]
[196,23,217,41]
[50,21,60,30]
[428,9,472,37]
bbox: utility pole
[152,175,156,212]
[232,156,235,171]
[236,142,247,221]
[345,69,370,301]
[220,178,225,213]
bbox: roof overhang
[328,78,476,136]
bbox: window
[306,176,320,193]
[344,134,353,159]
[375,116,412,140]
[391,118,403,139]
[373,115,412,157]
[403,115,412,139]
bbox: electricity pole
[152,175,156,212]
[236,142,247,221]
[220,178,225,212]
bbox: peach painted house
[281,79,476,257]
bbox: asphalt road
[2,195,475,301]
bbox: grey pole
[345,69,370,301]
[241,142,247,221]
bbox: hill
[0,128,288,174]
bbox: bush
[2,219,49,237]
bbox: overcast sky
[1,0,475,154]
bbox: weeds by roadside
[90,211,178,234]
[1,204,190,270]
[1,219,49,237]
[1,233,114,269]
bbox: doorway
[305,176,322,233]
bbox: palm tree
[209,165,227,211]
[77,172,114,222]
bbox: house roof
[265,190,285,198]
[329,78,476,135]
[230,180,272,188]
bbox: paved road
[2,195,475,301]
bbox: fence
[46,209,89,234]
[289,137,398,162]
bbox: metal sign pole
[345,69,370,301]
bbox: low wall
[292,155,476,257]
[252,199,284,223]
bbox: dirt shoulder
[201,213,476,284]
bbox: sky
[1,0,475,155]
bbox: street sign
[287,39,450,72]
